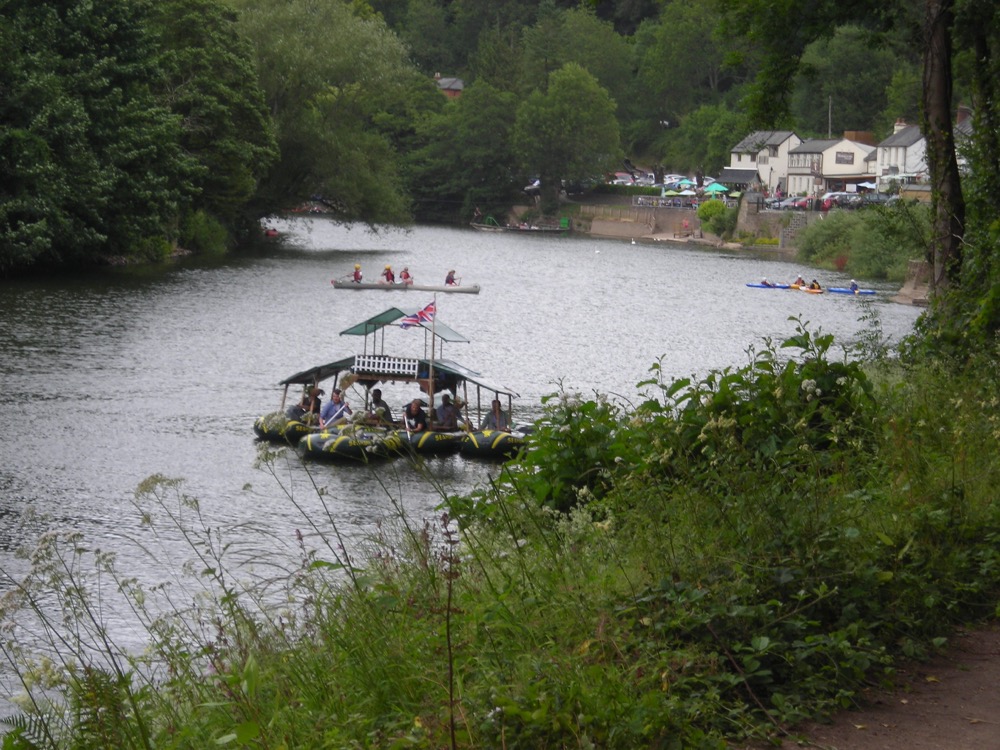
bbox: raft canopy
[339,307,468,343]
[279,307,517,398]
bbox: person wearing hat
[380,264,395,284]
[351,264,363,283]
[444,269,457,286]
[793,273,806,287]
[294,386,323,423]
[367,388,394,426]
[403,398,428,432]
[849,279,859,293]
[319,389,352,428]
[399,267,413,286]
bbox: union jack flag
[400,301,436,329]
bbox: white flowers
[800,379,822,400]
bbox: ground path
[738,621,1000,749]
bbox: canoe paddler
[352,264,362,283]
[380,264,395,284]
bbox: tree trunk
[921,0,965,293]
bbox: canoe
[828,287,876,295]
[746,283,790,289]
[331,280,480,294]
[461,430,526,460]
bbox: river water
[0,219,921,662]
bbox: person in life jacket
[352,264,362,283]
[400,267,413,285]
[380,265,395,284]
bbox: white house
[785,138,875,196]
[721,130,801,195]
[875,119,927,189]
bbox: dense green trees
[147,0,278,244]
[513,64,621,213]
[0,0,195,270]
[3,0,999,355]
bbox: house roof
[878,124,923,148]
[731,130,797,153]
[435,76,464,93]
[789,139,841,154]
[717,167,761,186]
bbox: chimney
[894,118,907,134]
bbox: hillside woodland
[3,1,1000,748]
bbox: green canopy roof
[339,307,469,343]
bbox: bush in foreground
[3,321,1000,748]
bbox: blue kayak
[828,287,875,295]
[746,283,790,289]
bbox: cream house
[875,119,927,189]
[785,138,875,196]
[720,130,801,195]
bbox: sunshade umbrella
[704,182,729,193]
[662,189,680,196]
[677,178,696,186]
[679,189,696,196]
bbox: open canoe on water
[828,287,876,295]
[332,280,480,294]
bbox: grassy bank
[3,313,1000,749]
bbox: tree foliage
[147,0,278,235]
[514,63,621,212]
[228,0,423,224]
[0,0,195,272]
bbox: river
[0,219,921,666]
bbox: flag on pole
[400,301,436,329]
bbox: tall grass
[3,318,1000,748]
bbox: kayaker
[809,279,822,290]
[400,267,413,285]
[380,264,395,284]
[793,274,806,286]
[849,279,859,292]
[445,269,458,285]
[352,264,363,283]
[761,277,775,287]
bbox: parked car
[820,191,861,210]
[774,196,809,210]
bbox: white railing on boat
[353,354,419,378]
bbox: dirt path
[740,622,1000,749]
